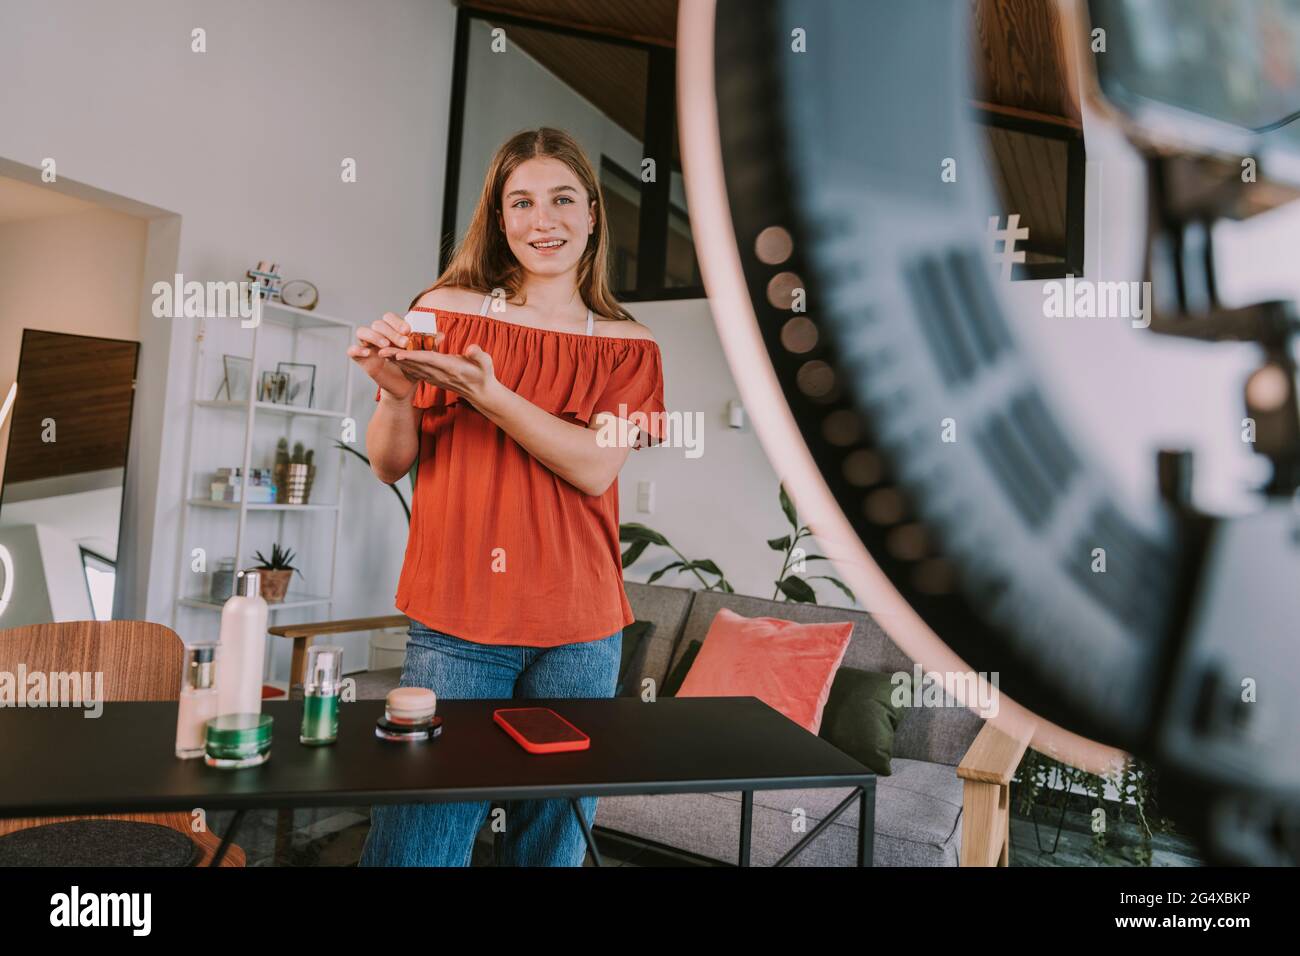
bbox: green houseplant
[620,483,856,605]
[1012,749,1183,865]
[768,483,855,604]
[251,543,301,604]
[334,439,414,522]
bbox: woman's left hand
[381,333,500,405]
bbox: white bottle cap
[236,569,261,600]
[404,310,437,335]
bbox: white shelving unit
[170,299,356,664]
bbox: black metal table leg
[570,798,603,867]
[858,781,875,867]
[209,808,246,867]
[739,790,753,867]
[773,783,875,867]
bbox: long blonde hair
[409,127,634,321]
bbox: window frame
[973,104,1087,281]
[440,5,706,302]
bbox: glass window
[446,10,702,300]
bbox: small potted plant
[251,543,301,603]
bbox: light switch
[636,480,655,514]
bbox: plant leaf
[767,535,791,551]
[808,575,856,603]
[621,538,650,568]
[619,522,669,547]
[719,579,734,593]
[779,483,798,530]
[680,559,724,577]
[647,561,684,584]
[775,575,816,603]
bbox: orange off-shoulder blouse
[372,306,667,647]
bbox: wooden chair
[956,720,1034,866]
[0,620,245,867]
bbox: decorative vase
[259,568,292,603]
[273,462,288,504]
[286,463,309,505]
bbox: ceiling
[463,0,676,156]
[970,0,1081,125]
[461,0,677,47]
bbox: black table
[0,697,876,867]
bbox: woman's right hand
[349,312,415,400]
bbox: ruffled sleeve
[571,342,667,449]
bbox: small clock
[280,279,319,310]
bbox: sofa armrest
[956,721,1033,866]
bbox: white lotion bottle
[216,570,269,716]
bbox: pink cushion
[676,608,853,734]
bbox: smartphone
[493,707,590,754]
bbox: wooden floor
[207,804,1205,867]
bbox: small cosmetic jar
[402,310,437,351]
[204,713,274,768]
[377,687,441,742]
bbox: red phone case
[493,707,590,754]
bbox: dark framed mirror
[0,329,140,626]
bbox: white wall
[0,0,460,674]
[617,298,859,606]
[0,0,872,682]
[0,205,147,481]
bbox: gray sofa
[355,582,985,866]
[597,583,984,866]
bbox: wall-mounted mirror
[0,329,139,625]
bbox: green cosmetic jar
[204,713,273,768]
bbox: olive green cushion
[662,639,702,697]
[817,667,911,775]
[615,620,655,695]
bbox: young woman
[349,127,666,866]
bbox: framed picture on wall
[259,370,289,404]
[277,361,316,408]
[215,355,252,401]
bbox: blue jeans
[359,620,622,867]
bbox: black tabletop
[0,697,874,817]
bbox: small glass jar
[204,713,273,768]
[175,643,219,759]
[376,687,440,742]
[209,557,237,602]
[300,645,343,746]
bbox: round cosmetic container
[376,714,442,742]
[204,713,273,768]
[385,687,437,725]
[377,687,439,742]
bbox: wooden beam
[459,1,675,48]
[972,99,1082,133]
[267,614,407,640]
